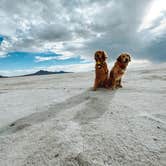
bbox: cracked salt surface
[0,64,166,165]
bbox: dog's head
[94,50,107,63]
[117,53,131,64]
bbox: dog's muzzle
[124,59,129,63]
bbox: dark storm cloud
[31,23,73,41]
[0,0,165,61]
[140,36,166,61]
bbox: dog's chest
[117,69,125,79]
[96,67,106,75]
[96,66,107,79]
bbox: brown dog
[109,53,131,89]
[93,50,109,91]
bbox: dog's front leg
[119,78,123,88]
[117,78,123,88]
[111,78,116,90]
[103,79,109,89]
[93,79,100,91]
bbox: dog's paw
[111,87,116,90]
[93,87,97,91]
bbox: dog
[93,50,109,91]
[109,53,131,89]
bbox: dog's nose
[125,58,128,63]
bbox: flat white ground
[0,64,166,166]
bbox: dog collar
[96,62,105,69]
[96,61,102,65]
[96,61,105,65]
[117,61,126,69]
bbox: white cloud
[0,0,166,63]
[35,56,59,62]
[0,39,11,57]
[138,0,166,31]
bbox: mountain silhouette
[22,70,71,76]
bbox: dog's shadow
[0,88,116,135]
[73,88,116,124]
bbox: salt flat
[0,64,166,166]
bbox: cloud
[138,0,166,31]
[0,0,165,62]
[35,55,60,62]
[0,36,13,57]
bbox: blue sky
[0,36,3,44]
[0,51,86,70]
[0,0,166,76]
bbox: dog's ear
[117,55,122,62]
[94,52,98,61]
[128,54,131,62]
[102,51,107,61]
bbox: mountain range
[0,70,71,78]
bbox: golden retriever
[93,50,109,90]
[109,53,131,89]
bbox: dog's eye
[95,54,99,59]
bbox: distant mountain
[0,75,7,78]
[22,70,71,77]
[0,70,71,78]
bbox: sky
[0,0,166,76]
